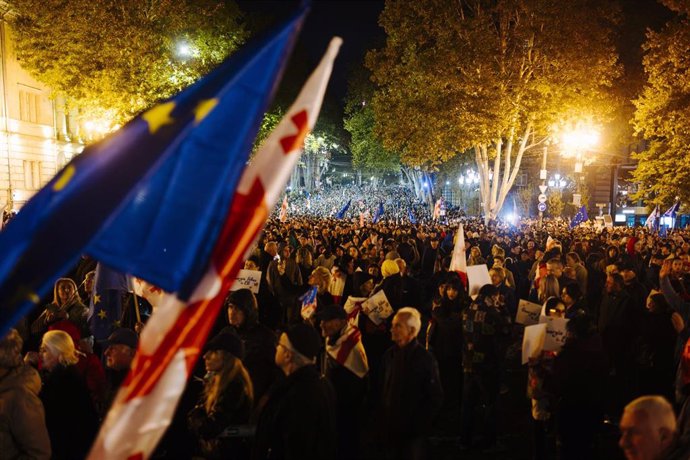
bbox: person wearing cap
[620,260,650,314]
[187,329,253,460]
[253,323,337,460]
[224,289,280,404]
[378,307,442,460]
[0,328,51,459]
[103,328,138,411]
[318,304,369,459]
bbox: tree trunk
[475,124,533,224]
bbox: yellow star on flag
[142,102,176,134]
[194,99,218,124]
[93,294,101,304]
[97,309,107,320]
[53,165,76,192]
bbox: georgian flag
[326,323,368,378]
[449,223,468,287]
[88,37,342,460]
[279,195,289,222]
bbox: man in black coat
[379,307,443,460]
[253,323,337,460]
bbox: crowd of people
[281,184,458,222]
[3,189,690,459]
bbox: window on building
[18,86,52,125]
[23,160,42,190]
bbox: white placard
[230,269,261,294]
[540,316,569,352]
[522,323,546,365]
[361,290,394,325]
[516,299,543,326]
[467,264,492,297]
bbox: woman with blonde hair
[39,330,98,459]
[188,330,253,459]
[538,274,560,305]
[31,278,89,340]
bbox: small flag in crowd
[88,263,129,342]
[570,205,589,228]
[645,205,659,232]
[300,286,319,320]
[336,199,351,219]
[279,195,289,222]
[449,223,468,287]
[373,202,384,223]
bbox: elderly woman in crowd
[38,329,98,460]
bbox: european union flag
[88,263,129,341]
[570,205,589,228]
[0,6,306,337]
[336,200,351,219]
[373,202,384,223]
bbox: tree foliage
[344,68,400,175]
[631,2,690,205]
[8,0,248,124]
[366,0,620,221]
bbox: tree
[344,68,401,176]
[366,0,620,222]
[8,0,248,125]
[631,1,690,206]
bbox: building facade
[0,15,84,211]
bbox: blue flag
[663,201,680,218]
[570,205,589,228]
[88,263,130,341]
[335,200,351,219]
[0,7,305,337]
[373,202,384,223]
[408,208,417,225]
[645,205,659,232]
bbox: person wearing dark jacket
[225,289,281,406]
[426,276,464,433]
[460,284,510,451]
[253,323,337,460]
[380,307,443,460]
[39,330,99,460]
[545,314,608,460]
[188,330,253,460]
[0,329,51,459]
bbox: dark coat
[40,364,99,460]
[0,365,51,459]
[253,365,337,460]
[228,324,281,404]
[187,375,253,460]
[379,340,443,442]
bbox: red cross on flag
[88,37,342,460]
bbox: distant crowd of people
[4,195,690,459]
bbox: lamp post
[558,123,600,208]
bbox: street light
[556,122,600,206]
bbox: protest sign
[361,290,394,325]
[230,269,261,294]
[516,299,542,326]
[522,323,546,365]
[467,264,492,297]
[540,316,569,352]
